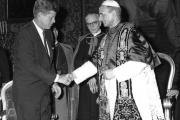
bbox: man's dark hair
[33,0,59,17]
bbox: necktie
[43,30,50,56]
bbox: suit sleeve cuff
[54,74,60,82]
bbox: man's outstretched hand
[56,73,74,86]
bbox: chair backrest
[0,81,58,120]
[157,52,175,120]
[1,80,17,120]
[157,52,175,90]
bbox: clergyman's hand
[87,77,98,94]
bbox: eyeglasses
[86,21,99,26]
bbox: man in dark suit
[12,0,72,120]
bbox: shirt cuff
[54,74,60,83]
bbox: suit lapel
[30,22,52,63]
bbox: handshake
[52,73,75,98]
[55,73,75,86]
[55,61,98,86]
[52,61,97,98]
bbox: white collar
[92,30,101,37]
[32,20,45,44]
[33,20,44,38]
[32,20,50,55]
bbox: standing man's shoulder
[17,21,34,36]
[121,22,135,30]
[119,22,139,36]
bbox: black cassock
[74,32,105,120]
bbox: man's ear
[112,10,117,18]
[38,11,47,17]
[37,12,42,18]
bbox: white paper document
[73,61,97,84]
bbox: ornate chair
[0,81,58,120]
[157,52,175,120]
[0,81,16,120]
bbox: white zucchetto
[101,0,120,8]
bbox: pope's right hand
[87,77,98,94]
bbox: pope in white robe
[73,22,165,120]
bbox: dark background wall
[0,0,180,81]
[0,0,179,80]
[0,0,180,51]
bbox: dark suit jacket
[0,47,11,86]
[12,21,56,119]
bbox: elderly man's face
[86,15,101,34]
[99,6,114,28]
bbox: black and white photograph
[0,0,180,120]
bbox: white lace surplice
[105,61,165,120]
